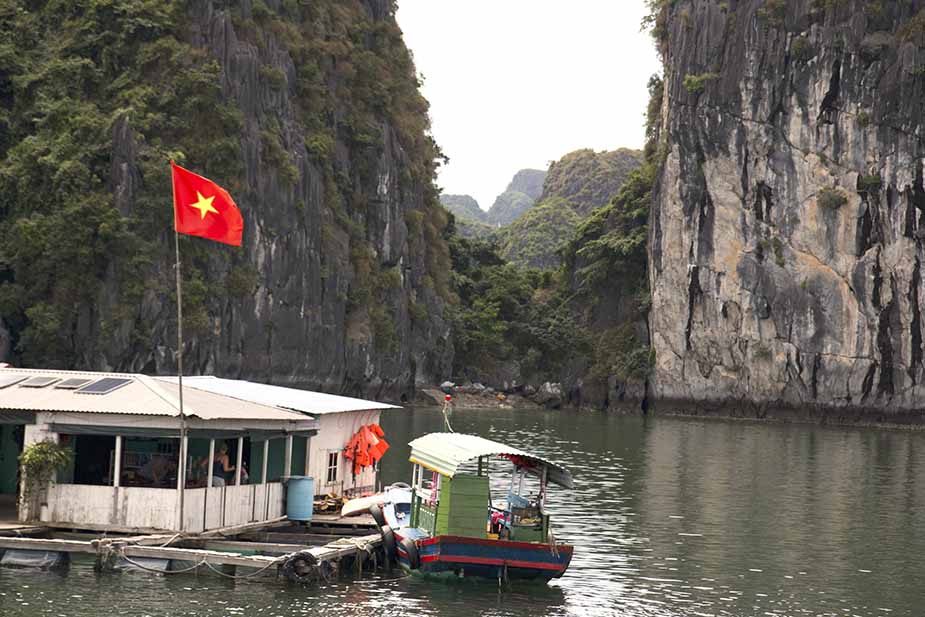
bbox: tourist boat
[375,432,574,583]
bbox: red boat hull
[395,533,573,582]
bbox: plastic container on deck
[286,476,315,521]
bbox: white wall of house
[19,412,291,530]
[42,482,284,532]
[308,410,381,497]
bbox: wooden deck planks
[0,519,382,574]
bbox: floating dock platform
[0,515,384,583]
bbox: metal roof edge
[135,375,186,417]
[152,377,310,418]
[408,432,575,489]
[158,376,402,414]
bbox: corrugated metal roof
[0,369,316,423]
[153,381,314,422]
[156,376,401,415]
[0,369,178,416]
[408,432,574,489]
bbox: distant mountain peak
[539,148,643,215]
[505,169,546,201]
[440,194,485,222]
[486,169,547,227]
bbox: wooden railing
[411,493,436,534]
[43,482,285,532]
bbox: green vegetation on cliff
[497,198,581,270]
[0,0,451,393]
[0,0,241,366]
[439,194,493,238]
[486,189,535,227]
[448,75,662,405]
[541,148,642,215]
[563,158,655,295]
[447,236,585,384]
[440,194,484,222]
[496,148,642,269]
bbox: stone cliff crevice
[649,0,925,415]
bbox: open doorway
[0,425,24,521]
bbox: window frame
[326,451,339,484]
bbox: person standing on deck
[201,442,235,486]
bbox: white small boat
[341,494,383,517]
[341,483,412,526]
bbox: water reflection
[1,409,923,616]
[381,408,925,616]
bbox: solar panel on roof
[54,378,93,390]
[0,375,26,389]
[20,376,60,388]
[75,377,132,395]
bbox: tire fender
[380,524,397,562]
[399,537,420,570]
[369,503,386,529]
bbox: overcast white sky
[395,1,662,210]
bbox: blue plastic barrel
[286,476,315,521]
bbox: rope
[157,533,184,548]
[202,558,281,579]
[96,532,382,582]
[116,551,206,574]
[109,545,280,579]
[330,536,375,549]
[442,399,454,432]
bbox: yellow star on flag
[188,191,219,220]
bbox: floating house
[159,377,399,497]
[0,368,398,533]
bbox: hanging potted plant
[19,440,72,522]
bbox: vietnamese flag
[171,161,243,246]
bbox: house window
[326,451,339,484]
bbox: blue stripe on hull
[396,535,572,583]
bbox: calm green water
[1,407,924,616]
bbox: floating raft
[0,516,383,583]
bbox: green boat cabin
[407,433,573,544]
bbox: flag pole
[172,164,188,531]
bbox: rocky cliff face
[0,0,452,400]
[650,0,925,419]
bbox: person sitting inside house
[200,442,236,486]
[138,455,176,488]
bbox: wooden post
[176,435,187,492]
[303,435,311,476]
[540,465,548,508]
[261,439,271,522]
[113,435,122,488]
[176,433,188,530]
[235,437,244,485]
[284,435,293,478]
[172,198,189,531]
[207,439,215,488]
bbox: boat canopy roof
[408,432,574,489]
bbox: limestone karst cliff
[649,0,925,418]
[0,0,452,399]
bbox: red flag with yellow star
[171,161,243,246]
